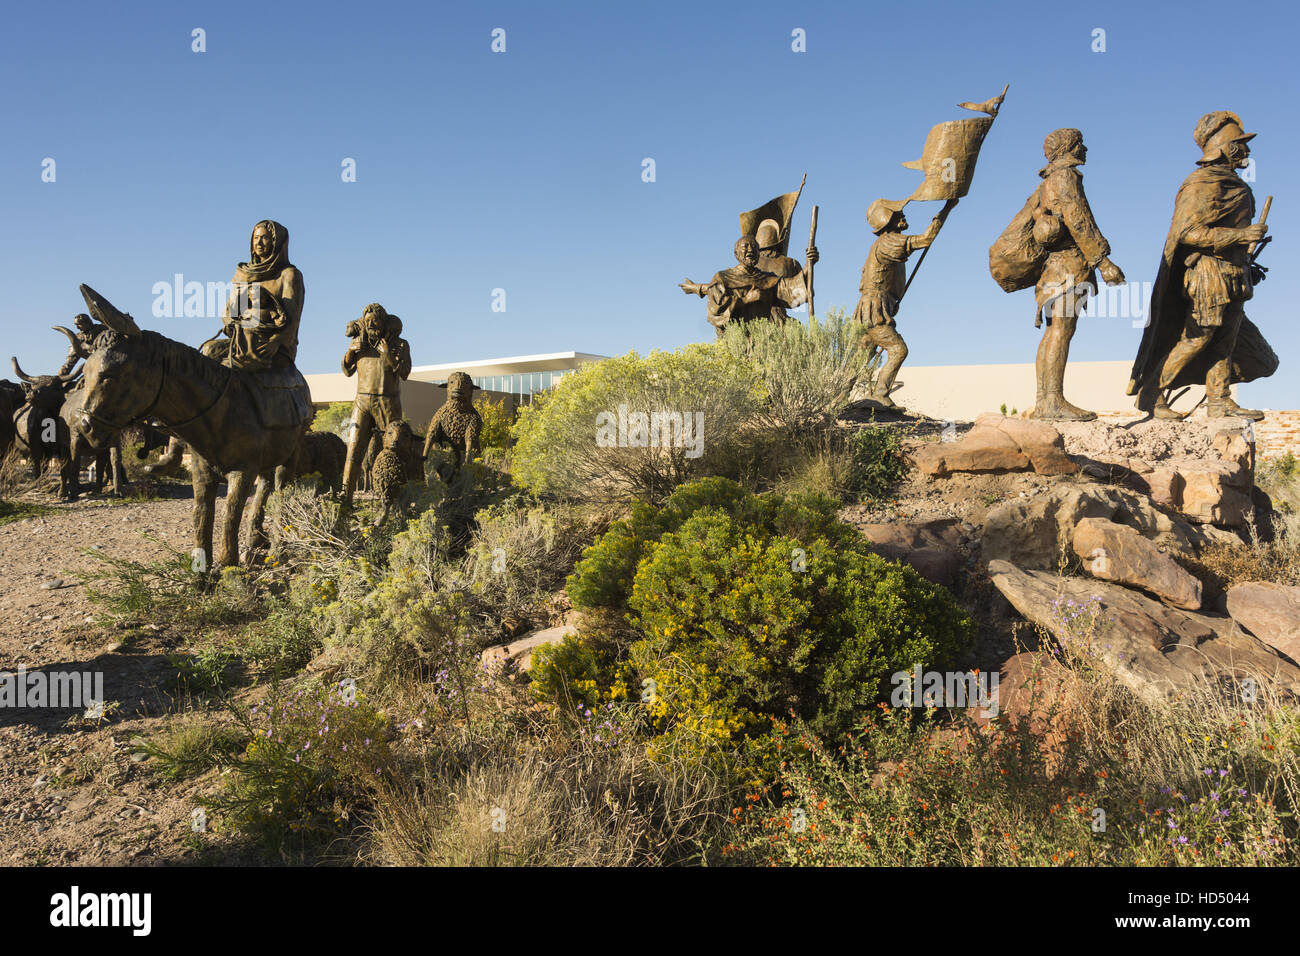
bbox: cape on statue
[76,284,313,569]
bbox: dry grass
[366,732,734,866]
[1182,539,1300,595]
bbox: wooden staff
[806,205,819,319]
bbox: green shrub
[465,502,599,632]
[565,476,850,611]
[510,346,762,503]
[717,307,867,434]
[311,402,355,435]
[168,646,241,695]
[475,394,514,450]
[534,478,975,780]
[135,715,247,781]
[843,425,907,502]
[240,597,324,675]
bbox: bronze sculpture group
[3,218,484,568]
[681,94,1277,424]
[1,94,1280,571]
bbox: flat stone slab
[481,624,576,673]
[988,559,1300,703]
[911,414,1076,477]
[1227,582,1300,663]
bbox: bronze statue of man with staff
[679,177,817,335]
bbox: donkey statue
[75,284,313,569]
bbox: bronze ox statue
[10,357,127,500]
[0,379,23,459]
[76,284,313,569]
[9,359,82,499]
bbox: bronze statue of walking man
[992,128,1125,421]
[1127,111,1277,421]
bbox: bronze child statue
[54,313,105,376]
[1127,111,1276,421]
[341,303,412,506]
[853,198,954,408]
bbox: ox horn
[52,325,90,358]
[11,357,37,383]
[59,364,83,385]
[79,284,141,337]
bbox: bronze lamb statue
[370,420,421,524]
[421,371,483,481]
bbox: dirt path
[0,492,253,865]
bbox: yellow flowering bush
[533,478,975,782]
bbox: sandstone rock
[856,518,964,586]
[1133,459,1252,526]
[1080,455,1154,481]
[983,485,1201,571]
[997,651,1071,728]
[856,517,964,552]
[1123,429,1255,527]
[481,624,576,673]
[912,424,1027,475]
[978,414,1077,476]
[1212,428,1255,474]
[969,651,1076,772]
[912,414,1076,477]
[987,560,1300,702]
[1227,582,1300,663]
[1072,517,1202,610]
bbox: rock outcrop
[481,624,575,673]
[912,415,1076,478]
[987,560,1300,702]
[983,484,1205,571]
[855,518,965,586]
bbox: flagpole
[899,198,957,303]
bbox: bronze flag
[739,175,805,257]
[901,86,1007,202]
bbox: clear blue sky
[2,0,1296,408]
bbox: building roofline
[409,351,608,375]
